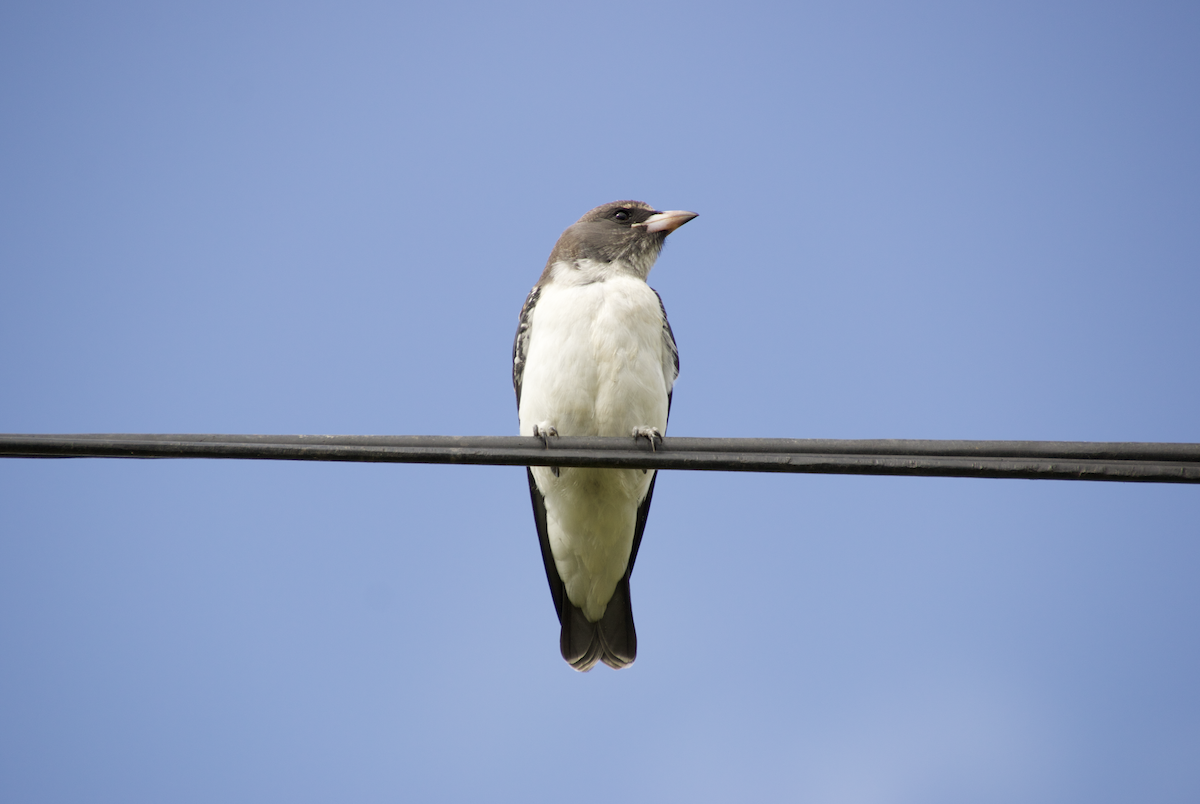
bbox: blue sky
[2,2,1198,801]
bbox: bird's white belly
[519,276,669,621]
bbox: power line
[2,433,1198,483]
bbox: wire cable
[2,433,1197,483]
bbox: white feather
[519,264,672,621]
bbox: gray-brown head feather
[539,201,668,282]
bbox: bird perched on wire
[512,200,697,670]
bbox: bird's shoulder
[654,288,679,385]
[512,284,542,406]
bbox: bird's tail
[559,576,636,671]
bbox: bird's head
[545,201,697,281]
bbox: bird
[512,200,697,671]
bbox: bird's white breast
[518,272,671,621]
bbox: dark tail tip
[559,578,636,672]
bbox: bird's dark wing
[626,289,677,572]
[525,468,563,618]
[512,285,540,408]
[654,289,679,414]
[626,471,659,582]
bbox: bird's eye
[614,210,630,222]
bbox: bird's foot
[533,423,561,477]
[632,426,663,450]
[632,426,663,473]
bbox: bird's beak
[640,210,698,234]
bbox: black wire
[2,434,1198,483]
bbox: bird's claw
[632,426,663,451]
[533,423,561,477]
[532,423,559,447]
